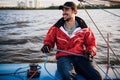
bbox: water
[0,9,120,63]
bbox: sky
[2,0,118,8]
[39,0,80,7]
[0,0,81,7]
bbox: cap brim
[59,5,64,10]
[59,5,71,10]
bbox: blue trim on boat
[0,63,85,80]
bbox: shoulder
[53,17,65,28]
[75,16,88,29]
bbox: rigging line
[84,1,120,17]
[14,66,29,74]
[111,67,118,79]
[52,48,84,57]
[44,53,60,80]
[79,1,120,63]
[113,67,120,76]
[0,70,27,76]
[15,73,24,80]
[52,48,112,80]
[105,33,110,78]
[105,65,110,79]
[93,61,113,80]
[14,66,29,80]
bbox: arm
[84,27,97,56]
[41,26,56,53]
[44,26,56,48]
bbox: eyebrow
[62,7,71,10]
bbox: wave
[0,39,28,45]
[0,21,30,26]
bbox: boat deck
[0,63,119,80]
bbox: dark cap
[59,2,77,11]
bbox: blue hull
[0,63,85,80]
[0,63,120,80]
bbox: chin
[64,18,71,21]
[63,18,67,21]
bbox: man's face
[62,7,76,21]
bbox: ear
[74,10,78,14]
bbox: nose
[62,9,68,15]
[62,9,66,14]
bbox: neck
[65,17,75,29]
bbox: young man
[41,1,102,80]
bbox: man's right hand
[85,52,94,62]
[41,44,51,53]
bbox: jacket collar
[54,16,88,29]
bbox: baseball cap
[59,2,77,11]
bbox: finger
[41,49,44,53]
[41,47,44,53]
[44,46,48,53]
[46,46,50,53]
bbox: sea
[0,9,120,63]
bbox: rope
[93,61,113,80]
[113,68,120,77]
[78,1,120,80]
[52,48,84,57]
[44,53,60,80]
[84,1,120,17]
[52,48,112,80]
[105,65,110,79]
[79,1,120,63]
[111,67,119,79]
[14,66,29,74]
[0,65,41,80]
[0,71,27,76]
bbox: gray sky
[39,0,80,7]
[0,0,81,7]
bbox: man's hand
[86,52,94,62]
[41,44,51,53]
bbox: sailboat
[0,0,120,80]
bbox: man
[41,1,102,80]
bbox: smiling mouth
[63,14,68,19]
[63,13,70,21]
[63,13,68,16]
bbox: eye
[62,7,71,11]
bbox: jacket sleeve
[84,27,97,56]
[43,26,56,48]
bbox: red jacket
[43,16,96,59]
